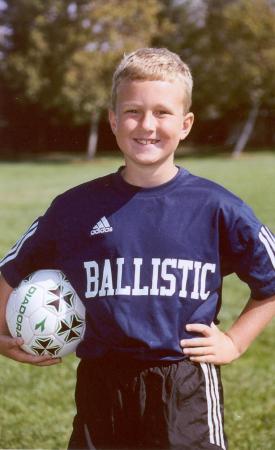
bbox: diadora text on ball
[16,286,37,336]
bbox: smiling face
[109,79,194,179]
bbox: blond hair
[111,48,193,113]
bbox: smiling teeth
[136,139,158,144]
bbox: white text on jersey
[84,258,216,301]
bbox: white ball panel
[30,309,58,335]
[6,270,86,357]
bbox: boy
[0,47,275,450]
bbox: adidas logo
[91,216,113,236]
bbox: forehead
[116,79,185,109]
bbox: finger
[186,323,213,336]
[22,355,61,366]
[2,335,24,349]
[36,358,62,367]
[10,349,59,365]
[7,338,57,363]
[27,355,61,365]
[180,337,211,348]
[183,346,213,357]
[12,337,24,347]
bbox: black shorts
[68,357,227,450]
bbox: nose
[140,112,155,132]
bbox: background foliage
[0,0,275,157]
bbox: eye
[125,109,139,114]
[155,110,170,117]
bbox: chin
[134,156,161,165]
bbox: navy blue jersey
[1,167,275,361]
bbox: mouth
[134,139,160,145]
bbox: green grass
[0,151,274,449]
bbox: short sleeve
[0,199,59,288]
[220,202,275,300]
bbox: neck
[122,162,178,188]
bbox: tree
[0,0,162,157]
[155,0,275,155]
[220,0,275,156]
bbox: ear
[108,109,117,135]
[180,112,194,141]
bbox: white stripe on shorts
[201,363,226,450]
[84,424,96,450]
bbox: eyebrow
[121,102,142,107]
[121,102,174,110]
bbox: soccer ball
[6,269,86,357]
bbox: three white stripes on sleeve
[0,220,38,267]
[259,226,275,269]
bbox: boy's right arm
[0,274,61,366]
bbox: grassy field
[0,151,274,449]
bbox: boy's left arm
[180,294,275,365]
